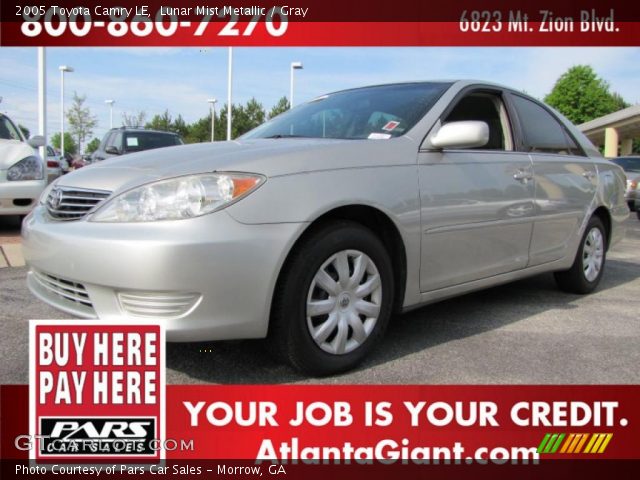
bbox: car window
[612,157,640,173]
[123,132,181,153]
[0,115,23,141]
[510,94,582,156]
[242,83,451,140]
[112,132,123,151]
[98,132,112,151]
[442,93,513,150]
[47,146,55,156]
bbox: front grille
[32,270,93,309]
[118,291,201,318]
[46,187,111,220]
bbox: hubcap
[306,250,382,355]
[582,227,604,282]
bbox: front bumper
[22,206,305,341]
[0,179,45,216]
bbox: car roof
[109,127,178,135]
[320,80,516,97]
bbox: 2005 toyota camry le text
[21,81,629,375]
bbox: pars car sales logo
[29,320,165,461]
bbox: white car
[0,113,46,217]
[46,146,62,183]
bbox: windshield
[0,115,24,141]
[123,132,183,153]
[613,157,640,173]
[243,83,451,140]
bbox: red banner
[1,1,640,46]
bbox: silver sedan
[22,81,629,375]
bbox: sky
[1,46,639,143]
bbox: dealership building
[579,104,640,157]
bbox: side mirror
[427,121,489,150]
[105,146,120,155]
[27,135,45,148]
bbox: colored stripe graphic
[539,433,613,454]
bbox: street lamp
[59,65,74,157]
[105,99,115,129]
[227,47,233,141]
[207,98,217,142]
[289,61,303,108]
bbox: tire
[554,216,607,294]
[268,221,394,376]
[636,210,640,221]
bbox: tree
[268,96,290,119]
[66,92,97,153]
[146,110,173,131]
[86,137,101,154]
[145,110,189,139]
[50,132,78,155]
[122,110,147,127]
[544,65,629,124]
[18,124,30,139]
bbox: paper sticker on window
[126,137,139,147]
[368,133,392,140]
[382,121,400,132]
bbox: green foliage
[145,110,190,139]
[544,65,630,124]
[268,96,290,119]
[145,97,292,145]
[66,92,97,153]
[50,132,78,155]
[86,137,101,154]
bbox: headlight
[39,179,58,204]
[91,173,265,222]
[7,156,44,181]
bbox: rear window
[123,132,182,153]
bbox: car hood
[0,139,37,169]
[55,137,415,194]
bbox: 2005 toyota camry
[22,81,629,375]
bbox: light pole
[227,47,233,141]
[59,65,74,157]
[105,99,115,129]
[207,98,217,142]
[38,48,47,162]
[289,61,303,108]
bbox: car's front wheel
[554,215,607,294]
[269,221,394,376]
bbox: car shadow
[166,258,640,384]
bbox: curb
[0,244,25,268]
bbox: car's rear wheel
[636,210,640,221]
[269,221,394,376]
[554,216,606,294]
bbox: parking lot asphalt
[1,217,639,385]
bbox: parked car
[625,175,640,220]
[0,112,46,217]
[91,127,183,162]
[22,81,629,375]
[46,146,62,183]
[610,156,640,217]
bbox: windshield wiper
[263,134,308,139]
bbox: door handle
[513,169,533,182]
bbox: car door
[418,89,535,292]
[507,93,597,266]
